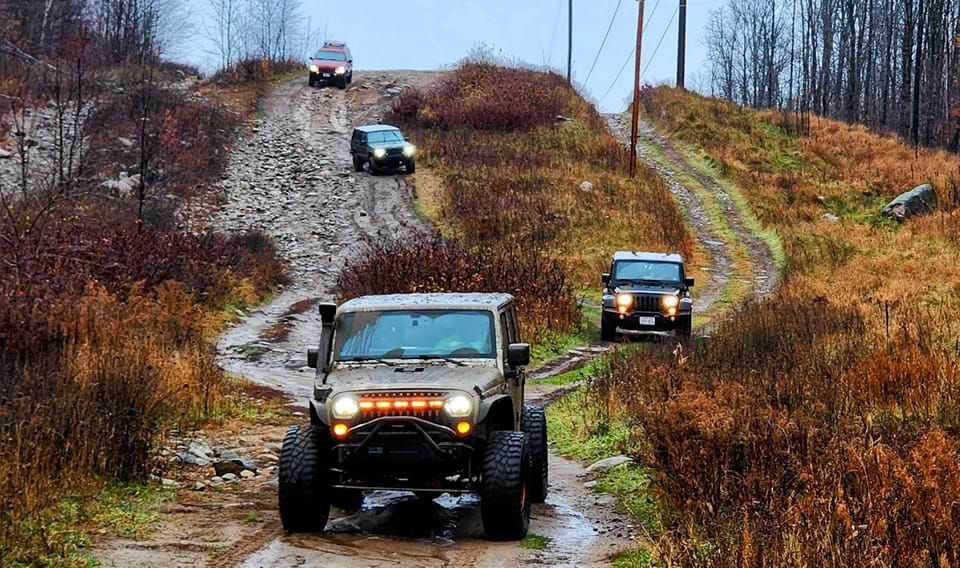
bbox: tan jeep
[278,293,548,541]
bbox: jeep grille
[632,294,661,312]
[357,391,446,423]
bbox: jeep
[601,251,694,340]
[308,40,352,88]
[350,124,416,175]
[278,293,548,541]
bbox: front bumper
[603,309,690,332]
[330,416,477,490]
[371,154,412,168]
[310,70,345,82]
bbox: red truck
[308,40,353,89]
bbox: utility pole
[629,0,645,178]
[567,0,573,84]
[677,0,687,89]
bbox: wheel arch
[477,394,515,431]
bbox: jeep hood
[613,284,681,295]
[326,363,502,395]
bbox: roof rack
[323,40,346,48]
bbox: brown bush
[335,234,578,341]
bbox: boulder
[880,183,936,222]
[585,455,633,474]
[822,213,839,222]
[175,452,210,467]
[213,457,257,476]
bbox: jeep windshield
[314,50,346,61]
[367,130,405,144]
[612,261,681,284]
[334,309,496,362]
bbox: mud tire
[601,315,617,342]
[337,76,347,89]
[405,160,416,174]
[368,158,379,176]
[278,425,330,532]
[678,315,692,337]
[480,431,531,541]
[521,405,548,503]
[352,156,363,172]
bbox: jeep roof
[612,251,684,264]
[353,124,402,134]
[338,292,514,313]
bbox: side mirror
[318,302,337,324]
[507,343,530,368]
[684,277,695,288]
[307,347,318,368]
[601,273,611,285]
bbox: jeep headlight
[616,293,633,310]
[335,66,346,75]
[331,395,359,419]
[402,144,416,157]
[661,295,679,309]
[373,148,386,158]
[444,395,473,418]
[309,64,319,73]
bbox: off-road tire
[352,156,363,172]
[405,160,416,174]
[601,315,617,342]
[308,75,316,87]
[678,315,692,337]
[521,405,548,503]
[330,489,364,512]
[368,158,379,176]
[278,425,330,532]
[480,431,531,541]
[337,76,347,89]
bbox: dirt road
[95,72,639,567]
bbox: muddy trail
[95,73,638,567]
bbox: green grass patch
[532,354,607,386]
[547,387,637,462]
[520,533,551,550]
[612,548,656,568]
[530,318,598,368]
[596,466,661,530]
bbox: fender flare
[309,399,328,426]
[477,394,515,430]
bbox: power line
[641,5,679,77]
[598,0,662,104]
[583,0,623,85]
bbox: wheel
[480,431,531,541]
[352,156,363,172]
[368,158,379,176]
[278,425,330,532]
[521,405,548,503]
[678,315,692,337]
[405,160,416,174]
[308,75,316,87]
[330,488,364,512]
[347,72,353,84]
[337,76,347,89]
[601,315,617,342]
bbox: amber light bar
[358,398,445,411]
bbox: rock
[257,452,279,463]
[822,213,839,222]
[219,450,240,461]
[118,136,134,148]
[0,148,12,159]
[175,452,210,467]
[210,476,224,484]
[585,455,633,474]
[193,481,206,491]
[579,181,593,192]
[880,183,936,222]
[240,469,255,479]
[584,480,598,489]
[188,440,214,460]
[213,458,257,476]
[161,478,179,487]
[221,473,237,481]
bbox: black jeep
[350,124,416,175]
[601,251,694,340]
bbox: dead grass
[590,86,960,565]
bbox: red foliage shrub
[335,234,579,341]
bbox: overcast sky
[178,0,721,112]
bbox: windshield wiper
[414,355,466,367]
[617,278,670,286]
[339,357,397,366]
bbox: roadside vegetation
[0,11,298,565]
[340,61,696,345]
[564,86,960,565]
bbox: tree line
[704,0,960,150]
